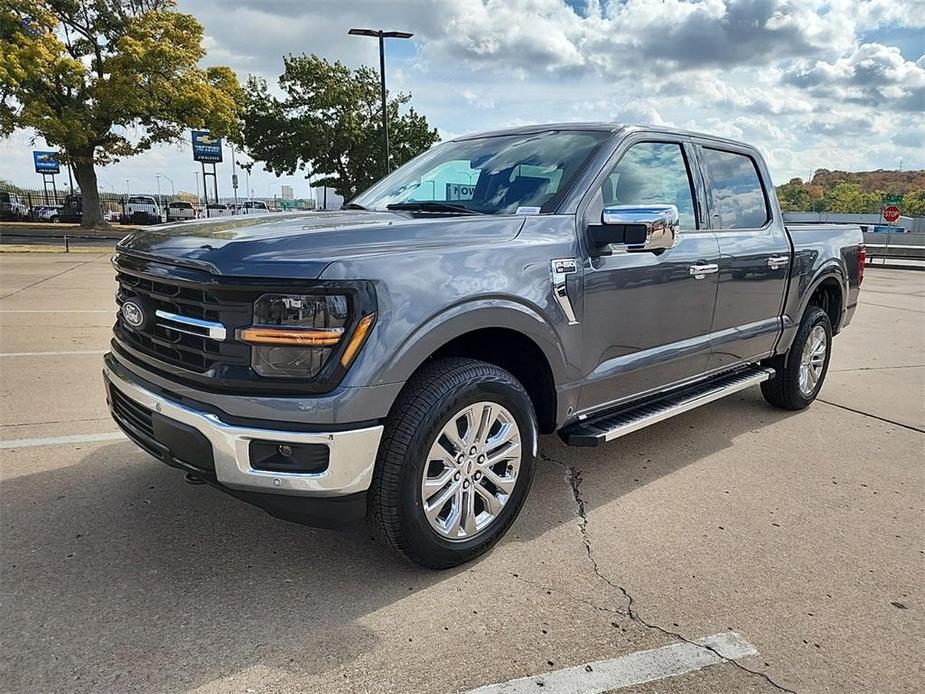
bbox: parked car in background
[29,205,62,222]
[206,203,230,217]
[58,194,83,223]
[0,191,29,221]
[105,123,864,569]
[124,196,161,225]
[166,201,196,222]
[241,200,270,214]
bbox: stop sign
[883,205,901,223]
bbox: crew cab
[104,124,863,568]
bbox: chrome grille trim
[155,309,227,341]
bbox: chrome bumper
[104,364,384,497]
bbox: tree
[0,1,241,228]
[903,190,925,217]
[241,54,439,200]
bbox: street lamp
[348,27,413,175]
[155,173,175,198]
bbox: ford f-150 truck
[104,124,864,568]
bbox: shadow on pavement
[0,389,797,691]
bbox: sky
[1,0,923,200]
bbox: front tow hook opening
[185,472,207,486]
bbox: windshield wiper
[342,202,367,210]
[386,201,484,215]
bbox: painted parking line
[0,350,106,357]
[463,632,758,694]
[0,432,125,449]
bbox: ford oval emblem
[122,300,145,329]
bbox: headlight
[240,293,350,378]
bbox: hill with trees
[776,169,925,216]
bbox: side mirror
[590,204,680,253]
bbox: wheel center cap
[465,460,474,475]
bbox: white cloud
[1,0,922,194]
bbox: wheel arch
[376,301,568,434]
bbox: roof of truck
[452,122,755,150]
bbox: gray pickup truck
[104,124,864,568]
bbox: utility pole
[231,145,239,213]
[348,28,413,175]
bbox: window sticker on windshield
[515,206,541,215]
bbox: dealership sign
[191,130,223,163]
[32,150,60,174]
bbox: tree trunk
[72,156,108,229]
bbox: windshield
[352,130,611,215]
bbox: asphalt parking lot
[0,252,922,693]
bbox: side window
[600,142,697,229]
[699,148,769,229]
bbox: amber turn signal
[340,313,376,367]
[239,326,344,346]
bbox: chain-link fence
[2,179,311,223]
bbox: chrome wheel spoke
[480,465,517,495]
[462,488,478,536]
[474,482,504,516]
[424,480,460,520]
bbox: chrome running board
[561,366,775,447]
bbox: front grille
[115,269,251,373]
[111,385,155,440]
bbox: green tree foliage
[902,190,925,217]
[241,54,440,200]
[776,171,924,216]
[0,1,241,227]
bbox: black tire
[369,357,537,569]
[761,305,832,410]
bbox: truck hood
[117,211,525,279]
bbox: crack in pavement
[830,364,924,373]
[816,399,924,434]
[540,452,797,694]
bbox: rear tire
[761,305,832,410]
[369,358,537,569]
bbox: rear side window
[700,148,769,229]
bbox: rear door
[695,142,790,370]
[577,135,721,413]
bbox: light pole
[155,173,175,198]
[348,28,413,175]
[125,179,131,196]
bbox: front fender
[374,298,572,388]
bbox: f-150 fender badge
[550,258,579,325]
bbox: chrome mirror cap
[601,204,680,252]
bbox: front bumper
[103,357,384,525]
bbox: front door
[578,138,721,414]
[695,144,790,371]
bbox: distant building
[281,185,294,200]
[312,185,344,210]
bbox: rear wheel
[761,305,832,410]
[369,358,537,569]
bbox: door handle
[689,263,719,279]
[767,256,790,269]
